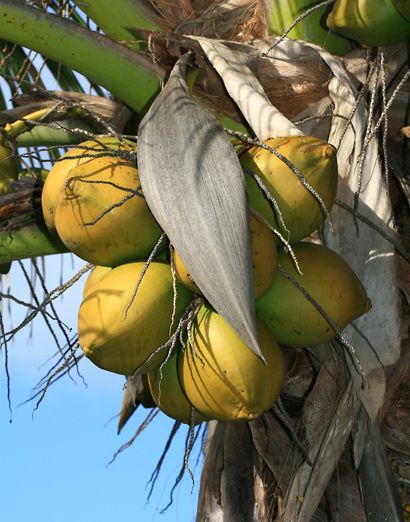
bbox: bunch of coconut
[39,135,282,424]
[161,134,371,424]
[239,136,372,346]
[40,126,371,426]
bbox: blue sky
[0,45,203,520]
[0,256,202,522]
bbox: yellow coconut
[41,137,135,232]
[256,242,371,347]
[178,305,285,422]
[53,154,163,266]
[172,249,201,294]
[82,265,111,298]
[240,136,338,243]
[147,350,207,425]
[173,213,277,299]
[0,144,19,194]
[78,261,193,375]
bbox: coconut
[147,350,207,425]
[178,305,285,422]
[394,0,410,21]
[327,0,410,48]
[52,153,163,267]
[0,144,19,194]
[78,261,193,375]
[82,265,111,298]
[240,136,338,243]
[173,213,277,299]
[41,137,136,233]
[172,249,201,295]
[256,242,372,347]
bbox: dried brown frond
[238,0,267,41]
[117,374,156,434]
[140,0,196,32]
[11,91,132,132]
[177,0,264,42]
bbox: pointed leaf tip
[138,54,263,359]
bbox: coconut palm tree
[0,1,409,520]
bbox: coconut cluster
[41,135,371,424]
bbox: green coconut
[240,136,338,244]
[393,0,410,21]
[178,305,285,422]
[147,350,207,425]
[256,242,372,347]
[78,261,193,375]
[327,0,410,47]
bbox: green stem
[71,0,161,47]
[0,1,164,114]
[263,0,352,55]
[4,108,52,139]
[0,184,67,262]
[15,119,97,147]
[0,221,68,263]
[213,111,251,136]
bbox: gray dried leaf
[138,54,261,358]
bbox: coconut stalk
[71,0,161,45]
[263,0,353,55]
[0,185,67,263]
[0,220,67,263]
[14,119,97,147]
[0,93,131,147]
[4,91,133,146]
[11,91,132,129]
[1,106,97,147]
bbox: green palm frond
[0,1,164,114]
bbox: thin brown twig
[106,408,159,467]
